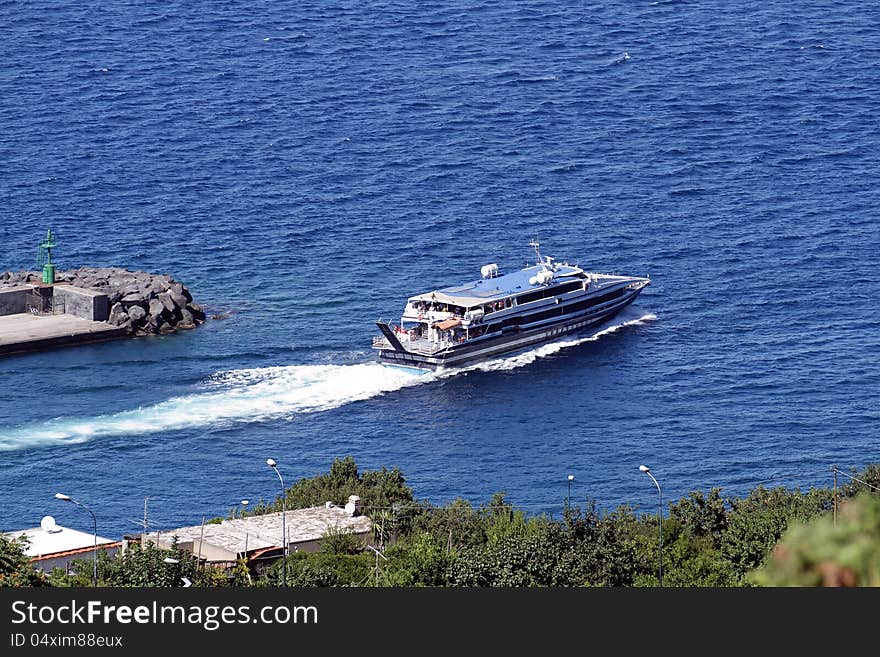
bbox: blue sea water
[1,1,879,538]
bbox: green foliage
[230,559,253,587]
[0,535,46,587]
[408,498,487,552]
[249,456,414,518]
[99,539,221,587]
[839,464,880,499]
[9,459,877,589]
[384,532,451,586]
[49,550,108,587]
[446,505,646,587]
[669,488,728,545]
[320,526,364,556]
[750,493,880,586]
[482,493,541,545]
[720,485,830,578]
[265,551,373,587]
[660,530,738,587]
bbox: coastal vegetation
[2,459,878,587]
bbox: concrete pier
[0,313,127,356]
[0,267,205,357]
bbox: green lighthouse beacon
[37,229,58,285]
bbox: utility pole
[832,465,838,527]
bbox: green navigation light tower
[37,229,58,284]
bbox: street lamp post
[638,465,663,586]
[55,493,98,587]
[266,459,287,587]
[567,475,574,509]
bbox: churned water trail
[0,314,656,451]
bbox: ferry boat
[372,240,650,371]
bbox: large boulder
[144,313,165,334]
[169,289,188,309]
[108,302,129,326]
[157,292,176,313]
[170,282,192,303]
[127,305,147,323]
[148,297,168,321]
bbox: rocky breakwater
[0,267,206,336]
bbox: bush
[750,493,880,586]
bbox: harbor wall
[1,268,206,336]
[53,285,110,321]
[0,286,32,316]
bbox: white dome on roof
[40,516,62,533]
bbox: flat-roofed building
[3,516,121,573]
[154,499,371,570]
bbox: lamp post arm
[644,471,661,499]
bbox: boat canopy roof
[435,317,461,330]
[409,263,585,308]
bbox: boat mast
[529,238,545,269]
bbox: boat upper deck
[408,262,587,308]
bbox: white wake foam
[0,313,656,451]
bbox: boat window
[516,290,543,305]
[507,287,630,327]
[554,281,583,295]
[518,280,602,305]
[589,287,628,307]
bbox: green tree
[669,488,728,545]
[409,498,487,553]
[249,457,414,518]
[0,535,46,587]
[481,493,540,545]
[384,532,451,586]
